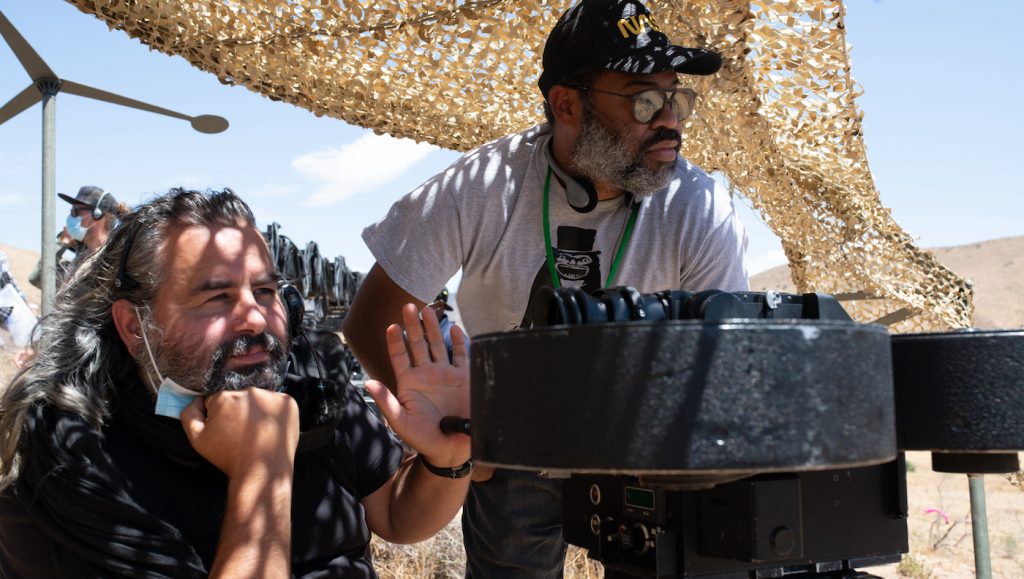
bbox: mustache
[211,332,285,367]
[205,332,289,394]
[643,128,682,151]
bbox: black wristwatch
[418,454,474,479]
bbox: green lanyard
[543,167,640,289]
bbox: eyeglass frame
[566,85,698,124]
[69,205,93,218]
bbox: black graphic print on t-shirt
[519,226,601,328]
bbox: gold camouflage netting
[67,0,973,332]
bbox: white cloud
[292,133,437,206]
[0,193,23,206]
[748,249,788,275]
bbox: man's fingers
[385,323,412,378]
[450,325,469,368]
[402,303,431,366]
[420,305,449,363]
[364,379,403,430]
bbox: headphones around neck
[545,142,599,213]
[92,191,112,220]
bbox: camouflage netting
[67,0,973,332]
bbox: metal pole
[968,474,992,579]
[39,79,59,317]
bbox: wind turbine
[0,9,228,315]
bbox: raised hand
[365,303,470,468]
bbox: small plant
[905,460,916,473]
[926,511,968,551]
[896,554,933,578]
[1000,534,1019,560]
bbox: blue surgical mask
[65,215,89,242]
[154,377,200,420]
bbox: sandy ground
[869,452,1024,579]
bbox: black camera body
[563,463,907,578]
[475,288,907,578]
[472,287,1023,577]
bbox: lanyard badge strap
[543,167,640,290]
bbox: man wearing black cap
[29,186,126,289]
[428,287,456,362]
[345,0,749,575]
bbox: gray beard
[569,106,676,197]
[137,317,289,395]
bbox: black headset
[278,279,327,390]
[545,142,600,213]
[92,191,112,220]
[278,280,306,339]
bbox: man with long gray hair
[0,188,473,577]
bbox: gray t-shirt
[363,123,749,338]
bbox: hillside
[750,235,1024,329]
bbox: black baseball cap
[57,186,119,217]
[537,0,722,98]
[435,287,454,311]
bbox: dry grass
[370,523,465,578]
[371,515,603,579]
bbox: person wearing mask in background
[428,287,456,362]
[29,185,128,289]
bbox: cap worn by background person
[57,186,120,217]
[436,288,454,311]
[537,0,722,98]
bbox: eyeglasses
[69,206,91,218]
[569,86,697,124]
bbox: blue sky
[1,0,1021,280]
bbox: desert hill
[750,235,1024,329]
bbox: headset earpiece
[545,141,598,213]
[92,191,111,220]
[278,281,305,340]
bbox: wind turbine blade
[0,84,42,125]
[61,80,191,122]
[0,10,56,81]
[60,80,228,133]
